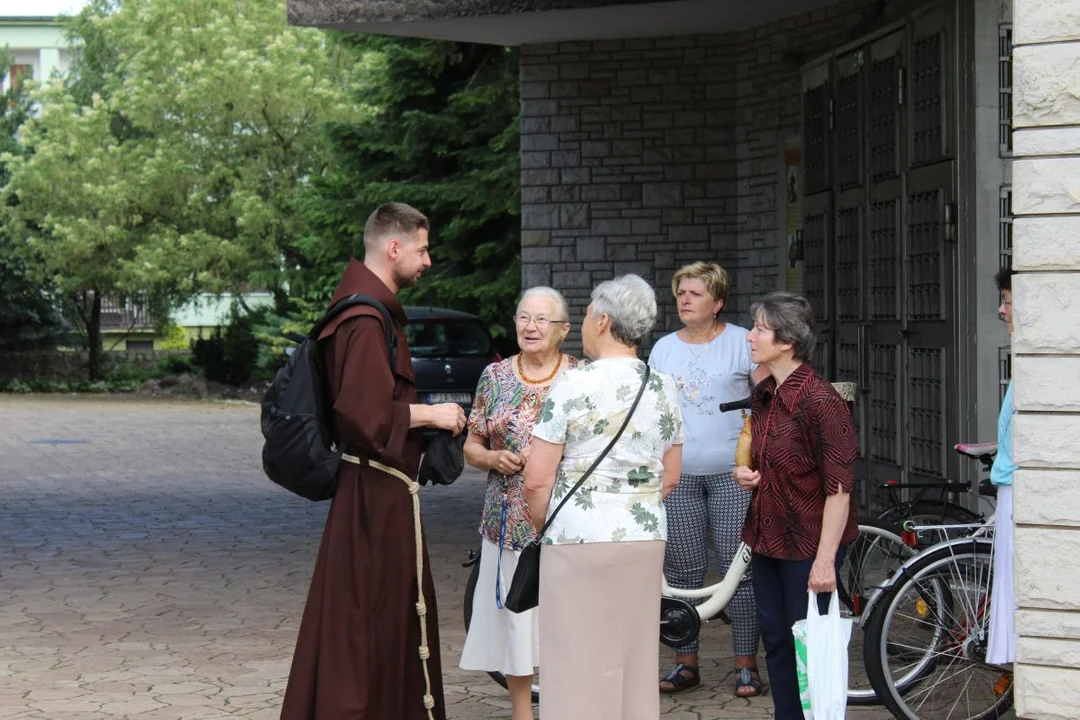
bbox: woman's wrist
[815,542,840,564]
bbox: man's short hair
[995,266,1015,293]
[363,203,430,253]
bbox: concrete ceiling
[303,0,841,45]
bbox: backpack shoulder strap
[313,294,397,371]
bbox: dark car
[404,307,500,420]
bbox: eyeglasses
[514,313,569,329]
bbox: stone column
[1010,0,1080,716]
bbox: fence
[0,350,185,383]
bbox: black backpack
[260,294,397,501]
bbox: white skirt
[459,536,540,677]
[986,485,1015,665]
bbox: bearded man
[280,202,466,720]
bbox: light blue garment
[647,325,757,476]
[991,382,1017,486]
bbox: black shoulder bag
[504,365,652,614]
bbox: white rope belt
[341,453,436,720]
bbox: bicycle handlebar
[718,397,751,413]
[718,383,857,415]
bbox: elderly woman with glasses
[524,275,684,720]
[735,292,858,720]
[459,286,578,720]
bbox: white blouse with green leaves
[531,357,684,545]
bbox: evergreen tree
[0,52,64,351]
[295,36,521,346]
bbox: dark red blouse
[740,362,859,561]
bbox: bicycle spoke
[903,651,998,717]
[869,542,1008,720]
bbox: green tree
[294,36,521,346]
[1,0,363,377]
[0,51,64,351]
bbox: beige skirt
[538,540,665,720]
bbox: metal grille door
[800,0,959,500]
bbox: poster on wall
[784,140,804,294]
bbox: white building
[0,15,71,93]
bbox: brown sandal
[659,663,700,694]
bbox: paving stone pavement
[0,395,898,720]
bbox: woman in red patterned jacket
[734,292,858,720]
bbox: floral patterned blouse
[469,355,580,550]
[531,358,684,545]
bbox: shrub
[191,304,264,386]
[106,361,156,384]
[156,353,194,376]
[159,323,191,351]
[2,379,32,394]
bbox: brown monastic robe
[280,259,445,720]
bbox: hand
[808,557,837,592]
[661,473,679,499]
[519,446,531,465]
[430,403,466,436]
[489,450,525,476]
[733,465,761,491]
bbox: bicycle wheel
[863,538,1014,720]
[878,501,982,546]
[462,548,540,703]
[842,519,918,705]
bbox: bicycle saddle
[955,442,998,459]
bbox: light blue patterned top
[991,382,1017,486]
[647,325,756,475]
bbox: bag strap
[537,364,652,540]
[312,294,397,371]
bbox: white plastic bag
[791,590,852,720]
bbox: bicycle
[874,442,999,547]
[462,382,916,705]
[861,451,1013,719]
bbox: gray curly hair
[590,274,657,347]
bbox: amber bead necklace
[517,353,562,385]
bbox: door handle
[944,202,957,243]
[857,323,869,395]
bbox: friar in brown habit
[280,203,467,720]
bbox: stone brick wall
[519,0,873,352]
[730,2,868,307]
[1010,0,1080,713]
[519,36,739,350]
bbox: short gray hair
[517,286,569,320]
[750,292,816,362]
[590,274,657,347]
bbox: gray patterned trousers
[664,471,759,656]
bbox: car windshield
[406,320,492,358]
